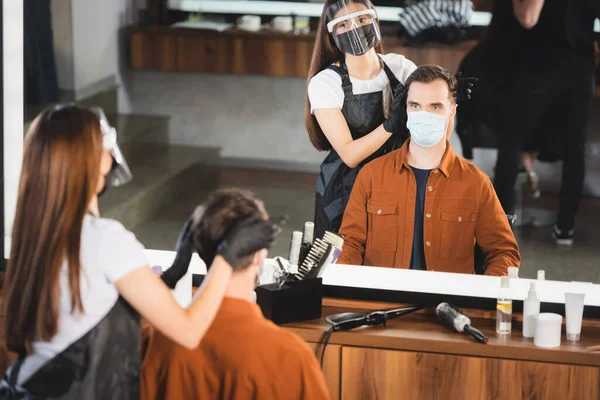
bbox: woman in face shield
[306,0,415,240]
[307,0,475,240]
[0,105,281,398]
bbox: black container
[256,278,323,324]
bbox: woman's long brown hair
[305,0,384,151]
[4,106,104,354]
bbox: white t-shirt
[308,53,417,113]
[18,215,148,384]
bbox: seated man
[338,65,520,276]
[141,189,329,399]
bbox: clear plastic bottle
[496,276,513,334]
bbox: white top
[145,249,205,308]
[307,53,417,113]
[18,215,148,384]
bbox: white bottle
[496,276,513,334]
[522,282,541,338]
[537,270,546,281]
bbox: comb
[294,231,344,281]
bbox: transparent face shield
[90,107,133,187]
[326,0,381,56]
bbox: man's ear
[449,103,458,118]
[253,249,268,268]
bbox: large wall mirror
[7,0,600,286]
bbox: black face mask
[333,23,380,56]
[98,154,134,197]
[97,156,118,197]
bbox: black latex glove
[383,83,407,134]
[456,73,478,102]
[161,217,194,289]
[216,214,285,270]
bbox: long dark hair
[4,106,103,354]
[305,0,384,151]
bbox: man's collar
[219,296,264,319]
[395,139,455,177]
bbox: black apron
[314,59,408,240]
[0,297,140,399]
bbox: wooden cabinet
[176,35,231,73]
[307,343,342,400]
[129,25,599,95]
[130,27,321,77]
[285,302,600,400]
[131,32,178,71]
[230,36,314,77]
[129,26,478,77]
[299,342,600,400]
[340,347,600,400]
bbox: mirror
[16,0,600,286]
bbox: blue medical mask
[406,111,448,148]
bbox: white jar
[534,313,562,348]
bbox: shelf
[169,0,493,26]
[167,1,600,33]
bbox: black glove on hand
[161,217,194,289]
[383,83,407,134]
[217,214,285,270]
[456,73,478,102]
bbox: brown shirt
[338,140,520,276]
[141,297,329,400]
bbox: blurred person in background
[456,0,599,246]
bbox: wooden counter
[129,26,478,77]
[282,299,600,400]
[129,25,600,96]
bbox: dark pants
[493,51,595,230]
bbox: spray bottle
[522,282,540,338]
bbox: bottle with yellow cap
[496,276,513,334]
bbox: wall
[3,0,24,248]
[72,0,124,106]
[128,69,600,197]
[51,0,144,111]
[50,0,74,90]
[129,70,325,170]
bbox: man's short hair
[404,65,458,103]
[192,188,268,270]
